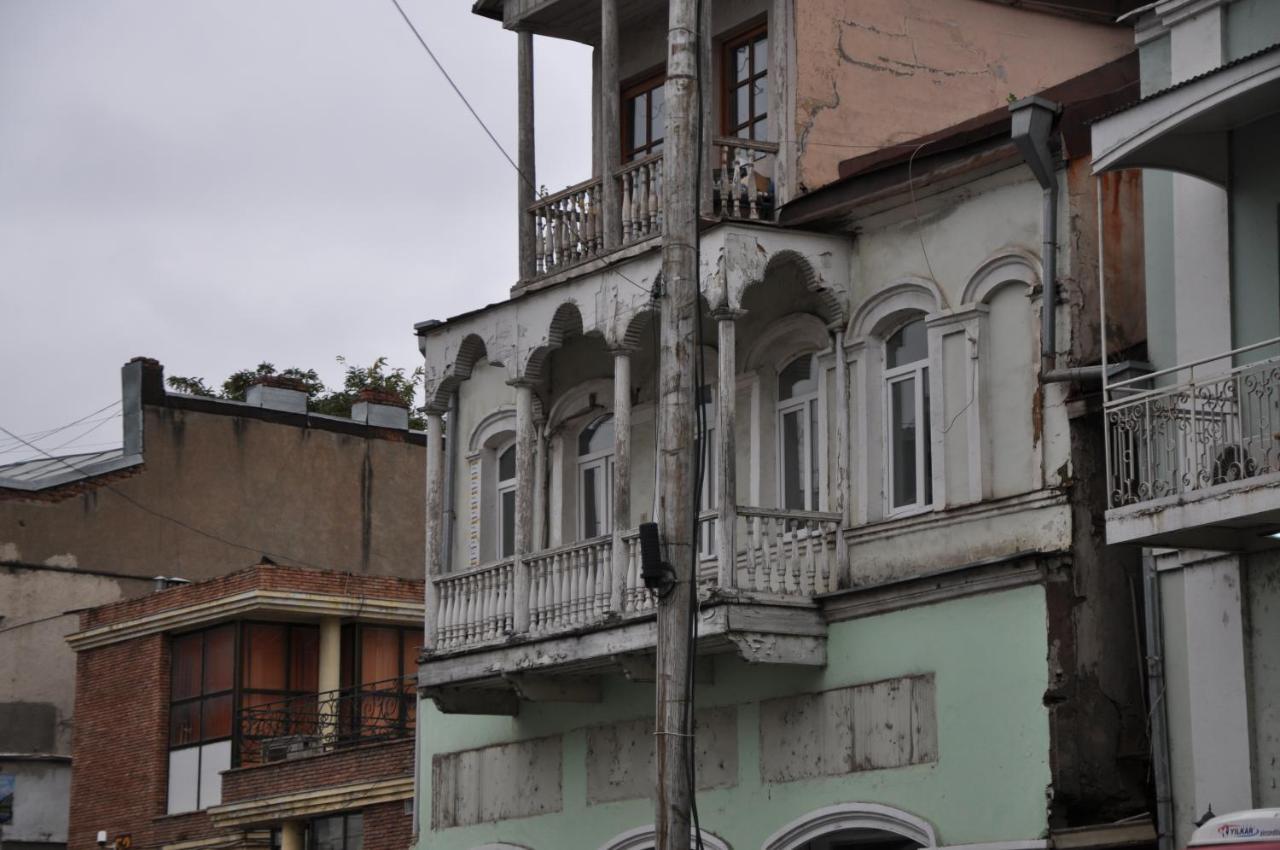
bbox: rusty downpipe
[1010,97,1103,385]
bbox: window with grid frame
[884,317,933,513]
[723,23,768,141]
[167,624,235,813]
[622,71,666,162]
[339,625,420,741]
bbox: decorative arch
[740,249,847,328]
[424,332,490,414]
[468,408,517,453]
[961,250,1040,306]
[762,803,938,850]
[620,306,659,351]
[524,300,588,384]
[469,845,533,850]
[847,277,946,341]
[597,826,731,850]
[744,312,832,373]
[545,377,615,434]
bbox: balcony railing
[430,506,840,653]
[236,677,415,764]
[1105,338,1280,508]
[526,138,779,278]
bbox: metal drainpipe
[1010,96,1105,385]
[1143,549,1175,850]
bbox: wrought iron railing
[236,677,415,764]
[1105,338,1280,508]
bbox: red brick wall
[67,634,172,850]
[221,740,413,804]
[81,565,423,631]
[364,800,413,850]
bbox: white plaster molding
[545,377,615,433]
[762,803,938,850]
[960,251,1039,306]
[847,277,946,340]
[469,845,533,850]
[937,841,1047,850]
[743,312,831,373]
[468,407,517,453]
[598,826,731,850]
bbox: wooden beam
[504,674,603,703]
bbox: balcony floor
[419,592,826,715]
[1106,470,1280,550]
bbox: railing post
[600,0,622,250]
[610,347,634,612]
[318,615,341,747]
[512,380,537,633]
[715,307,743,590]
[517,28,537,280]
[423,411,445,651]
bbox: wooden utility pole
[655,0,699,848]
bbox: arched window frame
[495,441,517,559]
[466,409,519,568]
[776,352,821,512]
[761,802,937,850]
[597,826,731,850]
[576,413,616,540]
[883,316,932,516]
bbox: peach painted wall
[793,0,1134,192]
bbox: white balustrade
[714,137,778,221]
[527,536,615,633]
[432,560,514,649]
[620,530,658,614]
[736,507,841,596]
[619,154,663,245]
[529,178,603,276]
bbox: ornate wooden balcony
[1105,337,1280,549]
[525,138,779,279]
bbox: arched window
[777,353,820,511]
[496,442,517,559]
[885,318,931,512]
[578,414,615,539]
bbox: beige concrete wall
[0,402,425,582]
[792,0,1133,192]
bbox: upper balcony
[1104,339,1280,550]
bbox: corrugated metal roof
[0,448,140,492]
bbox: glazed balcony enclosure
[473,0,792,287]
[417,224,850,714]
[1093,39,1280,550]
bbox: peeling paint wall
[792,0,1132,193]
[1247,550,1280,808]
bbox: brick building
[66,564,422,850]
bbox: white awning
[1091,44,1280,184]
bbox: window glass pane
[650,86,665,146]
[582,465,600,538]
[167,746,200,814]
[891,378,918,507]
[501,488,516,558]
[887,318,928,368]
[170,701,201,746]
[778,355,815,401]
[734,84,750,130]
[171,632,203,700]
[345,815,364,850]
[922,368,933,505]
[752,78,767,118]
[498,444,516,481]
[312,816,344,850]
[630,95,647,152]
[753,35,769,74]
[203,693,233,740]
[360,626,401,686]
[198,740,230,808]
[291,626,319,693]
[242,624,287,690]
[578,415,614,456]
[733,44,750,83]
[809,399,819,510]
[202,625,234,693]
[782,409,805,510]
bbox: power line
[0,400,121,451]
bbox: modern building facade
[0,358,426,850]
[65,565,422,850]
[412,2,1154,849]
[1091,1,1280,845]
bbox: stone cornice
[67,590,424,651]
[208,778,413,828]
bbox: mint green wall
[1229,112,1280,354]
[1139,36,1177,374]
[415,585,1051,850]
[1225,0,1280,61]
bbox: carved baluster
[745,148,760,220]
[805,521,818,595]
[437,581,451,647]
[648,162,660,234]
[620,171,633,243]
[718,144,730,217]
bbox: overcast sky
[0,0,591,460]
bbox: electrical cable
[0,400,121,453]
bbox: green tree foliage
[166,356,424,428]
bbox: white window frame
[495,441,517,559]
[577,416,614,540]
[696,387,718,561]
[883,324,931,516]
[776,354,821,512]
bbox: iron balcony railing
[1105,337,1280,509]
[236,677,415,764]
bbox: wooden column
[698,0,713,218]
[512,381,536,633]
[423,411,445,650]
[832,327,851,589]
[317,615,341,745]
[517,29,537,280]
[715,308,741,589]
[533,418,548,551]
[600,0,622,250]
[610,348,633,612]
